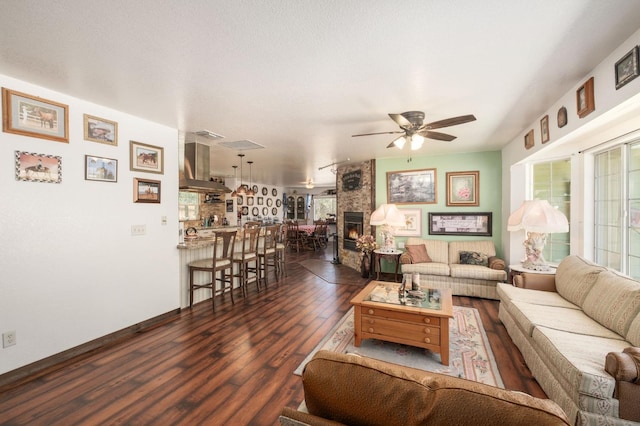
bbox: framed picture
[577,77,595,118]
[84,114,117,145]
[252,207,259,216]
[85,155,117,183]
[428,212,492,236]
[524,129,534,150]
[237,195,243,205]
[446,171,479,207]
[272,207,278,215]
[247,196,254,206]
[226,199,234,212]
[615,46,639,90]
[276,199,282,207]
[2,88,69,143]
[129,140,164,174]
[387,168,437,204]
[395,208,422,237]
[257,197,264,205]
[267,198,273,207]
[241,206,249,216]
[557,106,568,128]
[133,178,161,203]
[15,151,62,183]
[540,115,550,144]
[262,207,268,216]
[262,187,268,196]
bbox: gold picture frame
[84,114,118,146]
[577,77,595,118]
[446,171,479,207]
[2,87,69,143]
[540,115,550,144]
[129,140,164,174]
[524,129,534,150]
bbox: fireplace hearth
[344,212,363,251]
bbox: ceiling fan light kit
[353,110,476,150]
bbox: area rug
[294,306,504,388]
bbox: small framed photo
[446,171,479,207]
[557,107,568,128]
[133,178,161,203]
[615,46,639,90]
[524,129,534,150]
[2,88,69,143]
[84,114,117,146]
[257,196,264,205]
[226,199,234,212]
[247,196,254,206]
[395,208,422,237]
[237,195,243,205]
[540,115,550,144]
[15,151,62,183]
[130,140,164,174]
[387,168,437,204]
[85,155,117,182]
[577,77,595,118]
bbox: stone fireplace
[343,212,363,251]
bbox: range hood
[179,141,232,193]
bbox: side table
[373,249,403,282]
[508,263,557,284]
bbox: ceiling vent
[194,129,225,140]
[218,139,265,151]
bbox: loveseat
[497,255,640,425]
[280,350,569,425]
[399,238,507,300]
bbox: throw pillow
[405,244,432,263]
[459,251,489,266]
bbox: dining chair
[307,221,328,250]
[232,225,260,298]
[257,224,279,288]
[286,220,305,252]
[187,229,236,311]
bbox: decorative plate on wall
[272,207,278,215]
[276,199,282,207]
[241,206,248,215]
[237,195,243,205]
[252,207,259,216]
[272,188,278,196]
[262,207,268,216]
[267,198,273,207]
[252,185,259,193]
[262,187,268,195]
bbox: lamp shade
[507,200,568,233]
[370,204,406,227]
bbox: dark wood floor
[0,244,544,425]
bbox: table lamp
[507,200,569,271]
[370,204,406,252]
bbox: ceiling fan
[352,111,476,150]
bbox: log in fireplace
[343,212,363,251]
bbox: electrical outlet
[131,225,146,236]
[3,331,16,348]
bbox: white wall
[0,75,180,375]
[502,27,640,264]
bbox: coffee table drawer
[362,307,441,326]
[361,315,441,343]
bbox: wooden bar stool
[258,224,279,289]
[275,223,287,278]
[188,229,236,311]
[232,225,260,298]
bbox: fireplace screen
[344,212,363,251]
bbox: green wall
[375,150,503,257]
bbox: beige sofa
[399,238,507,300]
[497,255,640,425]
[280,350,569,425]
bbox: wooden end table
[350,280,453,365]
[373,249,403,282]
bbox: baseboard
[0,308,180,392]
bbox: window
[313,195,336,221]
[532,159,571,263]
[178,191,199,221]
[594,141,640,278]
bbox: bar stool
[232,225,260,298]
[275,223,287,278]
[188,229,236,311]
[257,224,279,288]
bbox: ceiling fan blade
[388,113,412,128]
[352,130,404,137]
[418,130,457,141]
[424,114,476,130]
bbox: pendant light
[230,165,238,197]
[246,161,255,196]
[236,154,246,195]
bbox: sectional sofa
[497,255,640,425]
[399,238,507,300]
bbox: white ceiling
[2,0,640,188]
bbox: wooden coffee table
[350,280,453,365]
